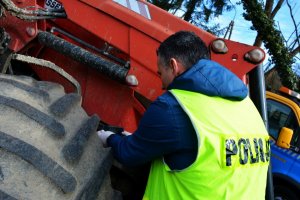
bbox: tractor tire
[0,74,121,200]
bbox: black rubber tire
[274,184,298,200]
[0,74,122,199]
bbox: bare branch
[253,34,263,47]
[171,0,184,14]
[270,0,284,19]
[286,22,300,45]
[287,0,300,48]
[291,45,300,57]
[289,36,300,50]
[183,0,198,22]
[264,0,274,17]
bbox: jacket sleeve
[107,96,181,167]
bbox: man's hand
[122,130,132,136]
[97,130,115,147]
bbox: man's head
[156,31,209,89]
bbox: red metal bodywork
[0,0,38,52]
[0,0,264,132]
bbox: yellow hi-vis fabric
[143,89,270,200]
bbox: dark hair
[157,31,209,69]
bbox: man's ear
[170,58,183,76]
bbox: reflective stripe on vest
[143,89,270,200]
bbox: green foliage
[149,0,180,11]
[241,0,298,91]
[148,0,233,36]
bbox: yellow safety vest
[143,89,270,200]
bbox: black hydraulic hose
[38,31,128,83]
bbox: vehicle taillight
[211,39,228,53]
[126,74,139,86]
[244,48,265,64]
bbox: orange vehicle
[0,0,271,199]
[266,87,300,199]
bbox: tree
[241,0,300,91]
[148,0,234,36]
[149,0,300,91]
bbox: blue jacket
[107,59,248,170]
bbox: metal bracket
[12,54,82,96]
[0,50,12,74]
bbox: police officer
[98,31,269,200]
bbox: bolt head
[26,27,36,37]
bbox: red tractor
[0,0,272,199]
